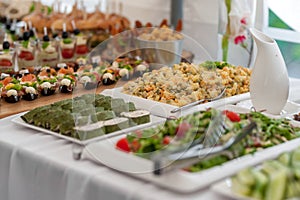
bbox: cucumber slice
[291,149,300,168]
[278,152,291,166]
[285,181,300,199]
[236,168,255,186]
[293,168,300,179]
[231,176,252,196]
[262,161,287,200]
[251,169,268,200]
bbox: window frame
[255,0,300,43]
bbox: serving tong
[170,87,226,113]
[151,116,257,175]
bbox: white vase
[249,28,289,115]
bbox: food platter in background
[12,93,165,145]
[103,61,252,118]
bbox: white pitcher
[249,28,289,115]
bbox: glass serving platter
[82,103,300,193]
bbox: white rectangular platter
[211,179,253,200]
[83,103,300,193]
[210,141,300,200]
[12,113,165,146]
[101,87,250,118]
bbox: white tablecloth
[2,78,300,200]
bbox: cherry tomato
[175,122,192,138]
[115,137,130,152]
[223,110,241,122]
[19,51,34,61]
[75,45,89,54]
[61,49,74,59]
[0,59,12,66]
[131,139,141,152]
[163,136,171,145]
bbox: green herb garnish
[29,2,35,13]
[47,6,52,15]
[63,38,72,44]
[22,40,29,48]
[121,64,133,71]
[42,42,50,49]
[134,60,142,65]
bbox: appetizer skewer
[57,64,77,93]
[20,73,38,101]
[37,67,59,96]
[1,76,23,103]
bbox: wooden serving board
[0,83,123,119]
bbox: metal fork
[152,121,257,175]
[170,87,226,113]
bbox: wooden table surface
[0,82,125,119]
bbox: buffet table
[1,78,300,200]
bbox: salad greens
[120,108,300,172]
[200,60,233,70]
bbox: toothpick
[71,20,76,30]
[111,0,116,13]
[44,27,47,36]
[28,21,32,30]
[119,2,123,15]
[4,33,7,42]
[63,23,66,32]
[24,22,27,31]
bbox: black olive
[40,88,55,96]
[4,95,20,103]
[134,70,145,77]
[5,23,10,30]
[22,93,38,101]
[73,28,80,35]
[73,62,79,72]
[62,31,68,39]
[2,41,10,50]
[29,29,34,38]
[59,85,73,93]
[43,35,50,42]
[46,69,51,73]
[121,74,130,81]
[52,33,58,39]
[10,29,15,35]
[13,73,22,79]
[64,66,68,69]
[102,78,115,85]
[23,31,30,41]
[83,82,99,90]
